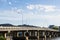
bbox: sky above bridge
[0,0,60,27]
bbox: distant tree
[49,25,58,30]
[49,25,54,28]
[52,26,58,30]
[59,26,60,31]
[18,24,37,27]
[0,23,14,26]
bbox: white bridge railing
[0,26,59,32]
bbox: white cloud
[44,6,56,12]
[27,4,56,12]
[0,8,23,21]
[9,2,12,5]
[23,13,60,27]
[11,7,23,14]
[23,13,60,20]
[27,5,35,10]
[0,5,60,26]
[0,8,60,27]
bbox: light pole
[9,1,23,25]
[17,9,23,25]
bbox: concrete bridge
[0,26,60,40]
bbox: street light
[9,1,23,25]
[16,9,23,25]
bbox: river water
[51,37,60,40]
[39,37,60,40]
[12,37,60,40]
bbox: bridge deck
[0,26,58,32]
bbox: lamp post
[17,9,23,25]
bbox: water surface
[51,37,60,40]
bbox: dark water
[29,37,60,40]
[12,37,60,40]
[51,37,60,40]
[45,37,60,40]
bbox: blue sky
[0,0,60,27]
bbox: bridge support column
[6,34,11,40]
[26,36,28,40]
[6,31,11,40]
[26,30,29,40]
[44,35,46,40]
[54,32,56,37]
[56,33,58,37]
[55,32,58,37]
[38,30,39,40]
[51,32,54,38]
[22,32,24,36]
[49,32,51,38]
[48,32,51,38]
[17,32,19,37]
[49,34,51,40]
[4,33,7,38]
[52,32,55,38]
[43,32,46,40]
[49,35,51,38]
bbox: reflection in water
[46,37,60,40]
[13,37,60,40]
[51,37,60,40]
[40,38,51,40]
[28,37,60,40]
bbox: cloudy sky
[0,0,60,27]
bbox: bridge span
[0,26,60,40]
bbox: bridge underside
[0,26,59,40]
[0,30,60,40]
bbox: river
[12,37,60,40]
[39,37,60,40]
[51,37,60,40]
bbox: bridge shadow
[13,37,26,40]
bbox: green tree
[49,25,59,30]
[0,35,6,40]
[52,26,58,30]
